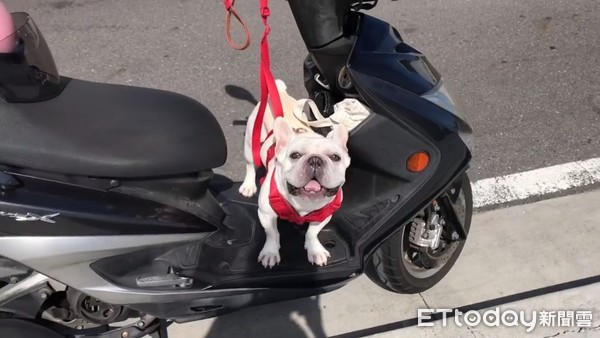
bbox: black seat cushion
[0,78,227,178]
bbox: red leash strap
[251,0,285,168]
[223,0,251,50]
[223,0,284,169]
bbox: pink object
[304,180,322,192]
[0,1,16,53]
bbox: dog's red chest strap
[268,173,343,225]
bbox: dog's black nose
[308,156,324,170]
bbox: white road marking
[472,157,600,209]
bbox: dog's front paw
[305,240,331,266]
[239,182,257,197]
[258,242,281,268]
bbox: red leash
[223,0,251,50]
[253,0,285,168]
[224,0,284,169]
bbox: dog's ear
[327,124,349,152]
[274,117,293,155]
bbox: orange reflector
[407,151,430,173]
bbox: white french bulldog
[239,81,351,268]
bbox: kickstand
[149,320,170,338]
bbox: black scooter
[0,1,473,337]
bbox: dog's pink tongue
[304,180,322,192]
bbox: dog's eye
[330,154,341,162]
[290,152,302,160]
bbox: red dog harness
[269,173,343,225]
[223,0,343,224]
[262,134,343,225]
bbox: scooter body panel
[0,13,472,322]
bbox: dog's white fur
[239,81,351,267]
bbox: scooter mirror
[0,11,62,103]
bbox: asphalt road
[3,0,600,181]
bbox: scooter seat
[0,78,227,178]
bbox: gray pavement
[169,188,600,337]
[3,0,600,182]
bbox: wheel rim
[400,185,468,279]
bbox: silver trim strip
[0,271,48,306]
[0,234,212,305]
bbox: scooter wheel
[365,173,473,294]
